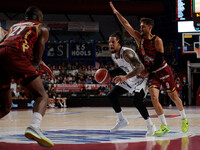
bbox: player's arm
[110,2,141,46]
[148,36,165,72]
[32,24,49,69]
[113,50,144,83]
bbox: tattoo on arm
[123,50,144,79]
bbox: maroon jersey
[138,35,166,71]
[0,21,41,89]
[0,20,41,60]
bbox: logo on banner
[70,41,93,58]
[46,42,67,58]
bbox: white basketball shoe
[146,124,156,136]
[110,119,129,132]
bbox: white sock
[146,118,153,127]
[158,114,167,126]
[179,109,186,119]
[117,112,125,121]
[30,112,42,128]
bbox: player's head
[109,32,122,54]
[25,6,43,22]
[140,17,154,36]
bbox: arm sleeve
[148,51,164,72]
[108,67,127,77]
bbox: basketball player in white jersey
[107,32,156,136]
[0,23,7,42]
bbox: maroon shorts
[148,64,176,92]
[0,46,38,89]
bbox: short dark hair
[25,6,42,20]
[140,17,154,27]
[110,32,123,45]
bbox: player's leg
[168,91,188,133]
[0,47,12,119]
[0,88,12,119]
[148,87,170,136]
[23,75,54,147]
[107,86,129,132]
[162,65,188,133]
[133,89,156,136]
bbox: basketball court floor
[0,106,200,150]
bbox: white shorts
[117,77,148,97]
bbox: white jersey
[111,46,148,95]
[0,27,7,41]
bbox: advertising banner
[54,84,108,93]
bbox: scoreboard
[177,0,200,30]
[176,0,192,20]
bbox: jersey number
[9,26,26,37]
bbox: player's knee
[150,94,159,102]
[168,91,180,101]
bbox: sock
[30,112,42,128]
[158,114,167,126]
[117,112,124,121]
[179,109,186,119]
[146,118,153,127]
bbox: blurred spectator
[97,86,106,96]
[15,88,21,99]
[72,77,77,84]
[52,65,60,76]
[79,74,86,84]
[10,79,17,94]
[74,72,80,82]
[19,89,28,100]
[48,88,57,108]
[55,94,67,108]
[171,57,178,71]
[78,66,85,75]
[11,88,16,99]
[86,75,92,84]
[175,77,182,99]
[79,86,87,96]
[74,61,80,69]
[60,68,66,76]
[71,66,78,76]
[67,65,74,75]
[67,74,73,82]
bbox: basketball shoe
[154,124,170,136]
[182,117,189,133]
[110,119,129,132]
[25,126,54,148]
[146,124,156,136]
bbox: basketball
[94,68,111,84]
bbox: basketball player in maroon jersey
[110,2,188,136]
[0,6,54,147]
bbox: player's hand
[110,2,118,14]
[137,69,149,78]
[113,75,127,84]
[40,61,53,78]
